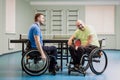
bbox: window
[51,10,63,34]
[6,0,15,33]
[67,9,79,34]
[85,6,114,34]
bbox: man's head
[76,20,85,31]
[34,13,45,25]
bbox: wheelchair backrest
[98,39,105,48]
[25,40,31,51]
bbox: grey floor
[0,50,120,80]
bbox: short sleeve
[33,27,40,36]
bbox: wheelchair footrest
[69,67,86,74]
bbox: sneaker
[49,69,56,75]
[49,68,56,75]
[55,65,60,71]
[74,67,79,71]
[71,65,80,71]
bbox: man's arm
[68,35,75,46]
[85,35,93,46]
[34,35,46,59]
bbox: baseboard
[0,50,22,56]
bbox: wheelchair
[68,39,108,76]
[21,41,57,76]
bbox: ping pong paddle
[74,39,81,47]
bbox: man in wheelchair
[27,13,59,75]
[68,20,100,71]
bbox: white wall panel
[85,6,114,34]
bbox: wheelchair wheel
[21,50,49,76]
[80,54,89,71]
[89,48,108,75]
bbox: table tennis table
[10,38,69,71]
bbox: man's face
[76,22,85,31]
[38,15,45,25]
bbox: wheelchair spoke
[23,54,47,70]
[90,50,108,74]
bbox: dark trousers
[42,46,58,70]
[42,46,57,60]
[69,45,98,65]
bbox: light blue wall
[16,0,34,34]
[0,0,34,55]
[0,0,2,53]
[115,5,120,49]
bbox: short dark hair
[34,13,44,22]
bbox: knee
[78,46,85,52]
[50,46,57,55]
[51,46,57,51]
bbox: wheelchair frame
[68,39,108,76]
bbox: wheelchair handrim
[89,49,108,75]
[21,50,49,76]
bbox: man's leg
[76,46,85,66]
[42,46,57,62]
[85,45,98,54]
[42,46,58,75]
[69,46,78,65]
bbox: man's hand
[75,46,79,50]
[68,35,75,46]
[68,40,72,46]
[41,53,46,60]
